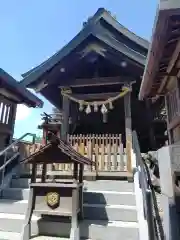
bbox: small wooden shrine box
[21,134,93,240]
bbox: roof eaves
[0,68,43,108]
[87,8,149,49]
[139,6,163,100]
[20,24,94,87]
[138,4,180,100]
[21,8,105,79]
[102,11,149,50]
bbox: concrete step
[0,199,28,214]
[30,237,70,240]
[2,188,135,206]
[84,203,137,222]
[0,213,139,240]
[0,232,71,240]
[0,213,39,233]
[84,180,134,192]
[11,179,134,192]
[11,178,30,188]
[0,231,20,240]
[2,188,29,200]
[0,200,137,222]
[84,190,136,205]
[0,231,92,240]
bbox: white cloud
[15,104,32,121]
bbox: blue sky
[0,0,157,138]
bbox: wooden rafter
[167,40,180,73]
[157,40,180,95]
[167,37,180,44]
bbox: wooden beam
[58,76,134,88]
[71,92,120,100]
[0,88,21,102]
[34,82,48,93]
[157,76,168,94]
[34,76,134,93]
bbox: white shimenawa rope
[61,86,131,107]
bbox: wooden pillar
[165,96,173,144]
[146,99,156,150]
[42,127,47,145]
[124,89,132,174]
[41,127,47,182]
[61,90,70,141]
[79,164,84,219]
[73,162,78,181]
[31,163,37,183]
[9,103,17,145]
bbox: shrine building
[20,8,167,176]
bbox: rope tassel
[85,105,91,114]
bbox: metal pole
[146,189,156,240]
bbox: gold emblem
[46,192,60,209]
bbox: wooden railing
[67,134,126,172]
[19,134,128,173]
[0,96,14,129]
[0,95,16,150]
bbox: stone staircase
[0,177,139,240]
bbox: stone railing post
[158,145,180,239]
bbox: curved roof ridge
[21,8,149,87]
[102,9,149,48]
